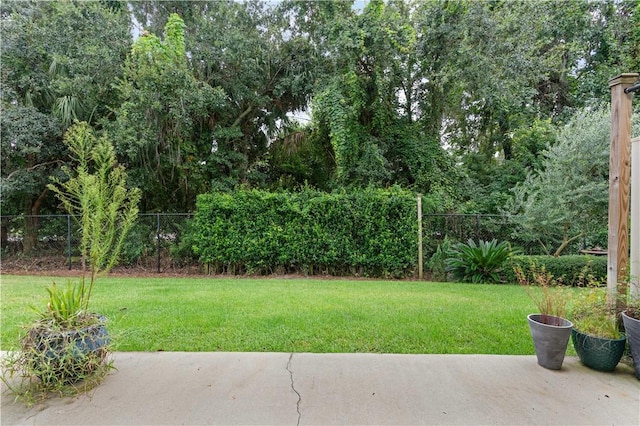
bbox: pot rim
[572,328,626,342]
[527,313,573,328]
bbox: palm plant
[445,239,516,283]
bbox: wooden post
[417,194,423,280]
[608,73,638,306]
[632,136,640,298]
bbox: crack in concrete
[287,353,302,426]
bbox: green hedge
[192,188,429,277]
[503,255,607,287]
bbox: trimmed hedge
[192,188,429,277]
[503,255,607,287]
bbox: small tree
[505,107,640,256]
[48,121,141,310]
[1,122,141,403]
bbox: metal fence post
[156,213,161,273]
[67,214,72,270]
[417,194,423,280]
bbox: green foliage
[48,123,141,305]
[2,122,140,405]
[119,222,155,266]
[445,239,517,283]
[1,315,112,405]
[169,219,200,266]
[192,187,421,277]
[504,255,607,287]
[426,236,453,281]
[42,281,84,328]
[570,287,621,339]
[112,12,225,210]
[505,107,640,256]
[515,263,568,325]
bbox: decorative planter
[527,314,573,370]
[571,329,626,372]
[621,311,640,379]
[27,316,109,384]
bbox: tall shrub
[192,188,420,277]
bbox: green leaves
[505,107,640,256]
[43,281,84,327]
[445,239,517,283]
[47,122,141,310]
[193,188,418,277]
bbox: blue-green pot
[571,329,626,372]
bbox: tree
[1,1,130,252]
[48,122,140,309]
[505,106,640,256]
[125,1,324,201]
[111,13,225,211]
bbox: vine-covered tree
[110,13,225,211]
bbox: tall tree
[111,13,225,211]
[505,107,640,256]
[1,1,131,252]
[126,0,322,201]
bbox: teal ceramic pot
[571,329,626,372]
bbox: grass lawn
[0,274,565,354]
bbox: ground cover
[0,275,572,354]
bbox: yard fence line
[1,212,584,275]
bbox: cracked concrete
[286,353,302,426]
[2,352,639,425]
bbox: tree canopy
[1,0,638,226]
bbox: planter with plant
[622,298,640,379]
[569,287,626,372]
[516,264,572,370]
[1,122,140,403]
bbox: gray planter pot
[527,314,573,370]
[621,311,640,379]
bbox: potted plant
[515,264,573,370]
[622,298,640,379]
[569,287,626,372]
[1,122,140,403]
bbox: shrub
[192,187,426,277]
[169,219,199,267]
[426,236,452,281]
[119,222,154,266]
[504,255,606,287]
[445,239,517,283]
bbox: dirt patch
[0,255,421,280]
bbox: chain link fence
[1,213,598,274]
[0,214,194,273]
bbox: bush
[504,255,606,287]
[192,187,427,277]
[426,236,452,281]
[445,239,517,283]
[119,222,155,266]
[169,219,199,267]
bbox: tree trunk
[0,217,8,250]
[23,213,38,255]
[22,188,49,255]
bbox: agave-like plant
[445,239,517,283]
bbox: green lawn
[1,274,559,354]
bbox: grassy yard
[1,275,560,354]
